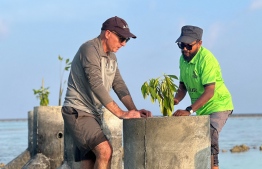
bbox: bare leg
[93,141,113,169]
[211,155,214,169]
[211,155,219,169]
[81,159,95,169]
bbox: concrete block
[28,111,34,157]
[102,108,123,169]
[123,116,211,169]
[33,106,64,168]
[3,150,31,169]
[123,118,146,169]
[63,125,81,168]
[22,153,50,169]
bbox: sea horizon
[1,113,262,121]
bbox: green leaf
[149,87,157,100]
[58,55,63,61]
[65,66,71,71]
[141,84,148,99]
[168,74,178,80]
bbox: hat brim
[176,36,196,44]
[118,31,137,39]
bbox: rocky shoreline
[220,144,262,153]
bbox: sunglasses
[111,31,130,43]
[177,41,198,50]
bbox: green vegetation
[32,55,71,106]
[141,74,179,116]
[58,55,71,106]
[33,78,50,106]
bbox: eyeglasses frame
[110,31,130,43]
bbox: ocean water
[219,116,262,169]
[0,116,262,169]
[0,120,28,165]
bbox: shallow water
[0,120,28,165]
[219,117,262,169]
[0,117,262,168]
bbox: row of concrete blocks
[2,106,211,169]
[2,106,123,169]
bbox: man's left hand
[138,109,153,118]
[172,109,190,116]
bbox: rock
[260,146,262,151]
[0,163,5,168]
[221,149,227,153]
[230,144,250,153]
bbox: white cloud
[249,0,262,11]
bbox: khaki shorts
[62,106,108,161]
[210,110,232,155]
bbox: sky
[1,0,262,119]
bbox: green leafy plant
[33,78,50,106]
[141,74,179,116]
[58,55,71,106]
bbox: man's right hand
[121,110,141,119]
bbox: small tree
[58,55,71,106]
[33,78,50,106]
[141,74,178,116]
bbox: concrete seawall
[2,108,212,169]
[2,107,123,169]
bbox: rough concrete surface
[123,116,211,169]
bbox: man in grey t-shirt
[62,16,152,168]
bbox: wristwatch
[186,106,194,114]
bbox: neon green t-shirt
[179,46,234,115]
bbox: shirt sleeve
[112,67,130,100]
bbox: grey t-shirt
[63,37,130,116]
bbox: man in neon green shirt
[173,25,233,169]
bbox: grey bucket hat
[176,25,203,44]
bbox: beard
[182,49,199,62]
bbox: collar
[95,36,108,57]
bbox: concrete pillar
[60,108,123,168]
[32,106,64,168]
[61,123,80,169]
[62,108,123,169]
[102,108,123,169]
[28,111,34,157]
[123,116,211,169]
